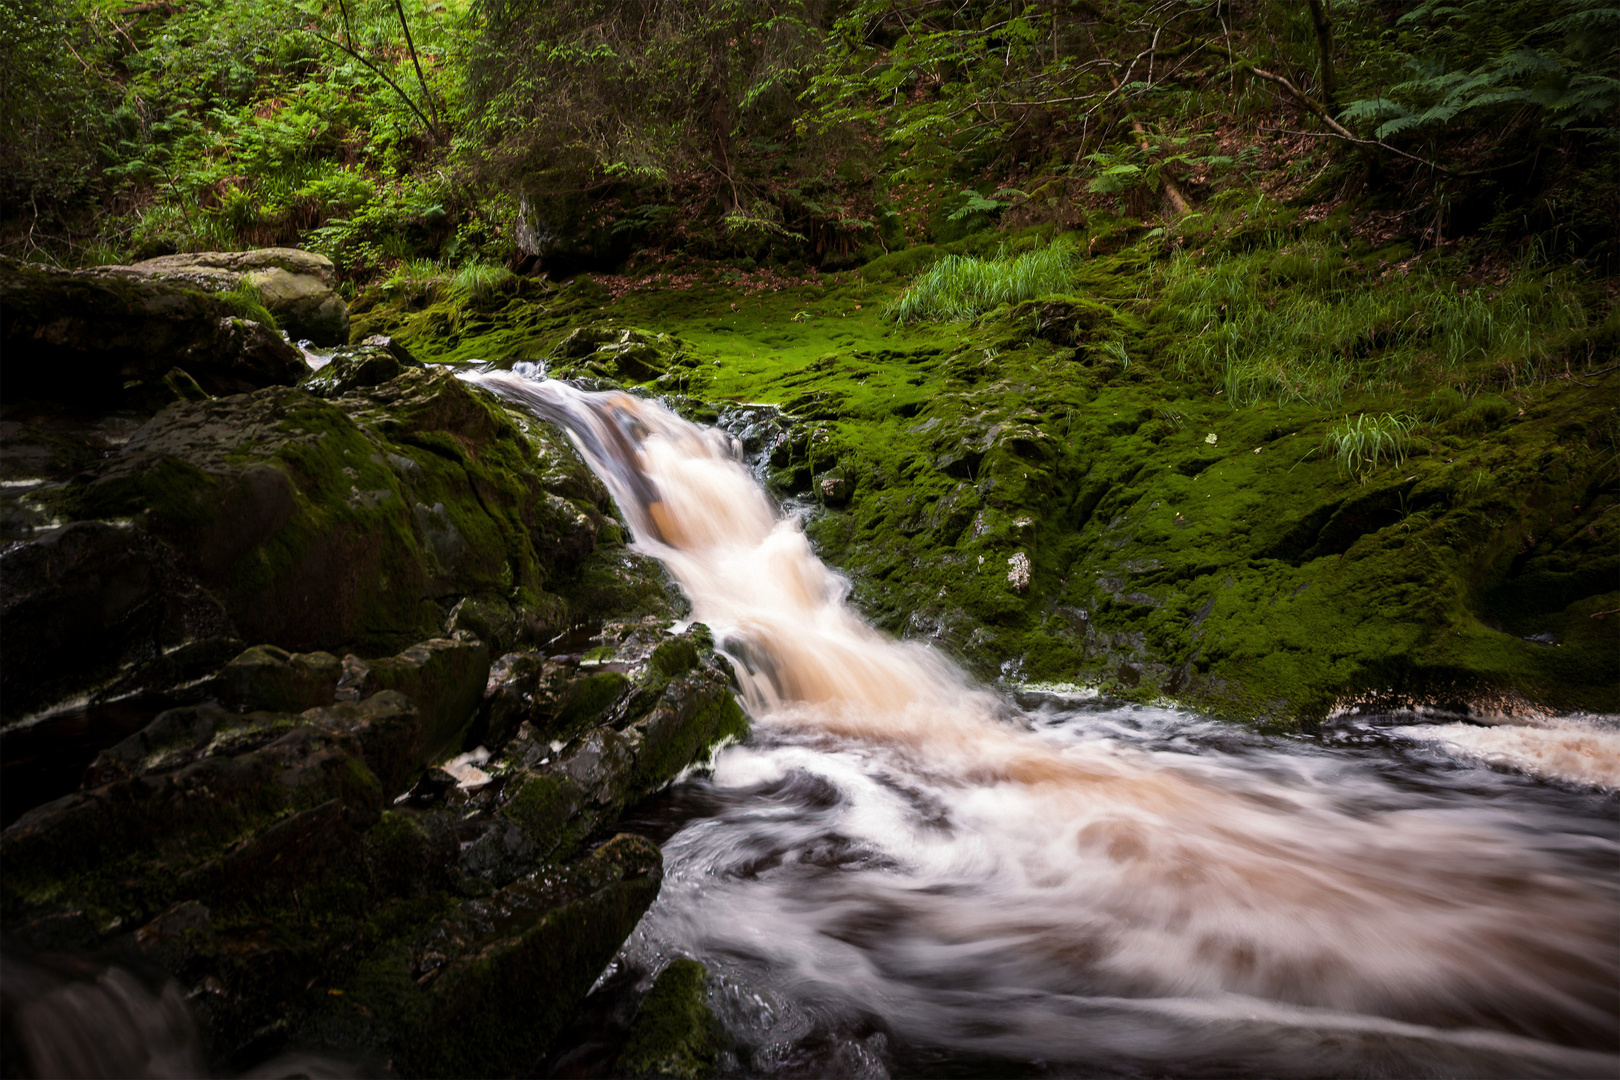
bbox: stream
[468,371,1620,1079]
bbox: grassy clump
[1157,239,1591,406]
[218,279,279,329]
[886,241,1075,324]
[1325,412,1418,479]
[382,259,515,306]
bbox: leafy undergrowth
[357,210,1619,726]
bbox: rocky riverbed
[1,245,1615,1077]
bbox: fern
[1340,0,1620,143]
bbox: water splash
[470,370,1619,1076]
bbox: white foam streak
[1396,714,1620,789]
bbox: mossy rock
[218,644,341,714]
[0,258,306,405]
[4,365,632,725]
[617,958,721,1080]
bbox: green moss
[617,958,720,1080]
[648,637,700,678]
[350,225,1615,722]
[557,669,632,734]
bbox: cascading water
[470,370,1619,1079]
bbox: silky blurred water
[471,371,1620,1079]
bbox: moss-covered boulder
[3,368,617,725]
[303,338,423,397]
[551,326,683,383]
[104,248,350,346]
[617,958,721,1080]
[462,621,745,881]
[0,258,307,405]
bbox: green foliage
[885,241,1075,324]
[1339,0,1620,141]
[466,0,824,247]
[0,0,115,223]
[1325,413,1418,479]
[1156,227,1594,406]
[219,279,279,329]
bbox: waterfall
[469,370,1619,1078]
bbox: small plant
[1325,413,1418,479]
[886,241,1075,324]
[218,279,278,329]
[450,260,514,302]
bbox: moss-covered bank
[358,215,1619,725]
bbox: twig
[305,7,438,143]
[392,0,442,141]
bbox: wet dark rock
[219,645,342,714]
[465,622,746,878]
[348,638,490,766]
[301,691,425,800]
[0,521,242,725]
[0,258,306,406]
[1,366,628,728]
[302,341,423,398]
[395,833,662,1078]
[1,714,385,926]
[617,958,721,1080]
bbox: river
[469,370,1619,1079]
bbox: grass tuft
[450,260,515,302]
[219,279,279,329]
[886,241,1075,324]
[1156,243,1591,407]
[1325,412,1418,480]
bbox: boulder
[617,958,722,1080]
[550,327,680,384]
[217,644,342,714]
[0,258,306,406]
[0,521,241,725]
[113,248,350,346]
[301,337,423,397]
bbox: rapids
[469,370,1619,1079]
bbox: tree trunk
[1305,0,1338,115]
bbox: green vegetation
[1325,413,1419,479]
[218,278,278,329]
[1155,236,1593,406]
[886,241,1075,324]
